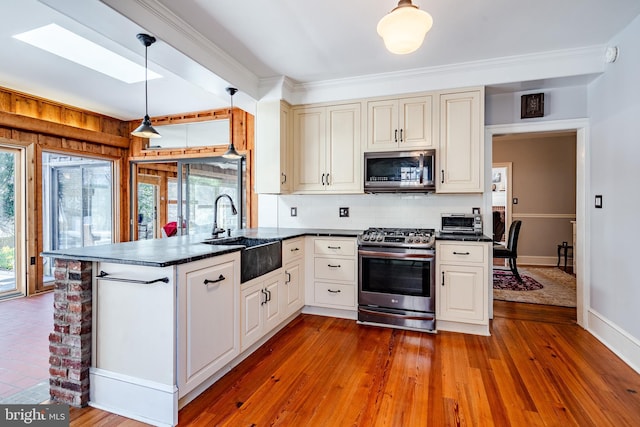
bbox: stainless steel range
[357,228,436,332]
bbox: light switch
[512,198,518,205]
[290,207,297,216]
[595,195,603,208]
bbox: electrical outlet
[291,207,297,217]
[512,197,519,205]
[339,207,349,218]
[30,257,36,265]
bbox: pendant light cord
[144,43,149,117]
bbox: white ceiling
[1,0,639,121]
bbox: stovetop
[357,227,435,249]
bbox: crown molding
[287,45,607,105]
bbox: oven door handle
[358,249,434,260]
[359,307,435,322]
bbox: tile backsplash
[258,193,484,231]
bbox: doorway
[0,146,25,299]
[485,119,589,327]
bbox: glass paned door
[0,147,23,297]
[42,153,113,281]
[137,182,158,240]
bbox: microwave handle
[419,153,424,184]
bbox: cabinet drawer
[314,238,356,256]
[283,237,304,263]
[314,257,356,282]
[438,243,486,263]
[314,282,355,308]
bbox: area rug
[493,270,543,291]
[493,267,577,307]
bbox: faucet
[212,194,238,238]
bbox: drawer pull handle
[204,274,225,285]
[327,289,341,294]
[96,271,169,284]
[290,247,300,252]
[327,264,341,268]
[327,246,341,249]
[453,251,470,255]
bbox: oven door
[358,247,435,313]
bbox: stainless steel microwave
[364,150,435,193]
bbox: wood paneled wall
[0,87,130,295]
[0,86,256,294]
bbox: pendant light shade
[131,33,161,139]
[222,87,243,159]
[377,0,433,55]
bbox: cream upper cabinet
[293,103,362,193]
[256,100,292,194]
[367,95,435,151]
[437,88,484,193]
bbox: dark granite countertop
[435,232,493,243]
[40,227,362,267]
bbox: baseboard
[516,256,564,266]
[90,368,178,427]
[587,309,640,375]
[436,319,490,336]
[302,305,357,320]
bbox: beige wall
[493,132,576,264]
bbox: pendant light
[222,87,243,159]
[131,33,161,139]
[377,0,433,55]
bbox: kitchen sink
[202,237,282,283]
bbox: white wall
[588,15,640,341]
[486,86,588,126]
[259,193,483,232]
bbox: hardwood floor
[70,302,640,426]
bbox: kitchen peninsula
[41,228,360,427]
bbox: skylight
[13,23,162,84]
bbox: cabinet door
[293,107,326,191]
[280,103,292,192]
[400,96,434,149]
[283,262,303,317]
[439,264,485,323]
[263,275,282,333]
[326,103,361,192]
[240,282,264,351]
[181,261,238,394]
[367,99,399,151]
[438,90,483,193]
[256,100,291,194]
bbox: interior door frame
[484,119,589,328]
[491,161,513,242]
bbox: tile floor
[0,292,53,404]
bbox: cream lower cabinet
[282,237,305,317]
[177,254,240,397]
[292,103,362,193]
[240,269,283,351]
[306,237,357,310]
[437,88,484,193]
[436,241,490,335]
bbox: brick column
[48,259,92,407]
